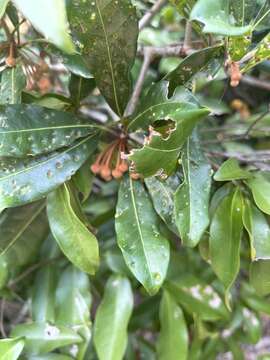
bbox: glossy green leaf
[145,175,179,234]
[0,338,24,360]
[247,173,270,215]
[32,265,57,324]
[174,132,212,247]
[240,283,270,316]
[250,260,270,296]
[190,0,252,36]
[13,0,75,53]
[164,45,224,95]
[115,176,170,295]
[67,0,138,116]
[47,183,99,274]
[94,275,133,360]
[157,291,188,360]
[73,158,93,203]
[11,323,82,355]
[0,134,98,212]
[214,158,251,181]
[166,275,229,321]
[127,81,202,131]
[0,104,97,157]
[210,189,243,301]
[243,199,270,260]
[0,201,48,269]
[0,66,26,104]
[0,0,9,18]
[129,107,209,178]
[55,265,92,360]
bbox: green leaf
[157,291,188,360]
[0,338,24,360]
[115,175,170,295]
[0,0,9,19]
[67,0,138,116]
[190,0,252,36]
[31,265,57,324]
[13,0,75,53]
[11,323,82,355]
[164,45,224,95]
[0,133,98,212]
[241,306,261,344]
[243,199,270,261]
[0,104,97,157]
[0,201,48,268]
[174,132,212,247]
[214,158,251,181]
[0,66,26,104]
[166,275,229,321]
[127,81,201,131]
[209,188,243,301]
[250,260,270,296]
[28,355,73,360]
[55,265,92,360]
[47,183,99,274]
[129,107,209,178]
[73,158,93,202]
[247,173,270,215]
[94,275,133,360]
[145,175,179,234]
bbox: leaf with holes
[0,104,97,157]
[67,0,138,116]
[0,134,98,212]
[127,81,200,132]
[94,275,133,360]
[129,106,209,178]
[115,176,170,295]
[13,0,75,53]
[47,183,99,274]
[174,132,212,247]
[157,290,188,360]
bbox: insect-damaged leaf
[0,134,98,212]
[209,188,243,304]
[174,132,212,247]
[94,275,133,360]
[129,106,209,178]
[115,175,170,295]
[47,183,99,275]
[157,291,188,360]
[0,104,97,157]
[67,0,138,116]
[127,81,201,132]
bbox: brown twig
[139,0,167,31]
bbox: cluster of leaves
[1,0,270,359]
